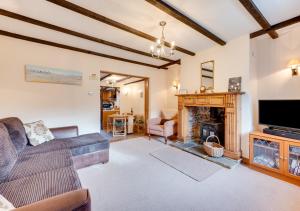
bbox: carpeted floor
[78,137,300,211]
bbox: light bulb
[150,45,154,52]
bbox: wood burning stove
[200,121,224,146]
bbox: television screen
[259,100,300,130]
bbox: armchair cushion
[163,120,176,127]
[147,118,161,126]
[148,125,164,132]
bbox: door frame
[100,70,150,132]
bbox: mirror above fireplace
[201,60,214,90]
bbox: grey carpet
[78,138,300,211]
[150,147,222,182]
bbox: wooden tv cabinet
[249,131,300,182]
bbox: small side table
[108,115,127,137]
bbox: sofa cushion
[0,118,28,153]
[56,133,108,149]
[7,149,73,182]
[0,166,81,208]
[24,120,54,146]
[71,142,109,157]
[20,141,68,156]
[20,133,109,156]
[0,123,18,183]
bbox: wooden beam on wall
[159,59,181,69]
[0,9,173,63]
[0,30,166,69]
[239,0,278,39]
[145,0,226,46]
[251,15,300,38]
[124,79,145,86]
[46,0,195,56]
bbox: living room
[0,0,300,211]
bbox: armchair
[147,117,177,144]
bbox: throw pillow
[160,119,170,125]
[24,120,54,146]
[0,195,15,211]
[0,117,28,153]
[0,123,18,183]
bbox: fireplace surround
[176,92,244,160]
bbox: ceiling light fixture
[150,21,175,59]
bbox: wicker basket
[203,135,224,157]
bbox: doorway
[100,70,149,139]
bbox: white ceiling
[0,0,299,68]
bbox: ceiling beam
[0,30,166,69]
[239,0,278,39]
[116,76,132,83]
[145,0,226,46]
[251,15,300,38]
[159,59,181,69]
[124,79,145,86]
[100,74,112,81]
[46,0,195,56]
[0,9,173,63]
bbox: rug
[150,146,222,182]
[170,141,240,169]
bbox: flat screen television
[259,100,300,130]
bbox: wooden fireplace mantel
[176,92,244,160]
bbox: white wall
[120,81,145,115]
[172,35,254,158]
[165,64,181,110]
[252,23,300,129]
[0,35,168,134]
[254,24,300,99]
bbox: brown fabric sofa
[0,117,110,210]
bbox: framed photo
[228,77,241,92]
[25,65,82,85]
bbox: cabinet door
[250,135,284,173]
[284,142,300,179]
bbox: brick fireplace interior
[187,106,225,145]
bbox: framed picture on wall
[228,77,242,92]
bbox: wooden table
[107,114,133,136]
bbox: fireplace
[176,92,244,160]
[186,106,225,145]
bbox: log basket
[203,135,224,157]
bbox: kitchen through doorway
[100,71,149,139]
